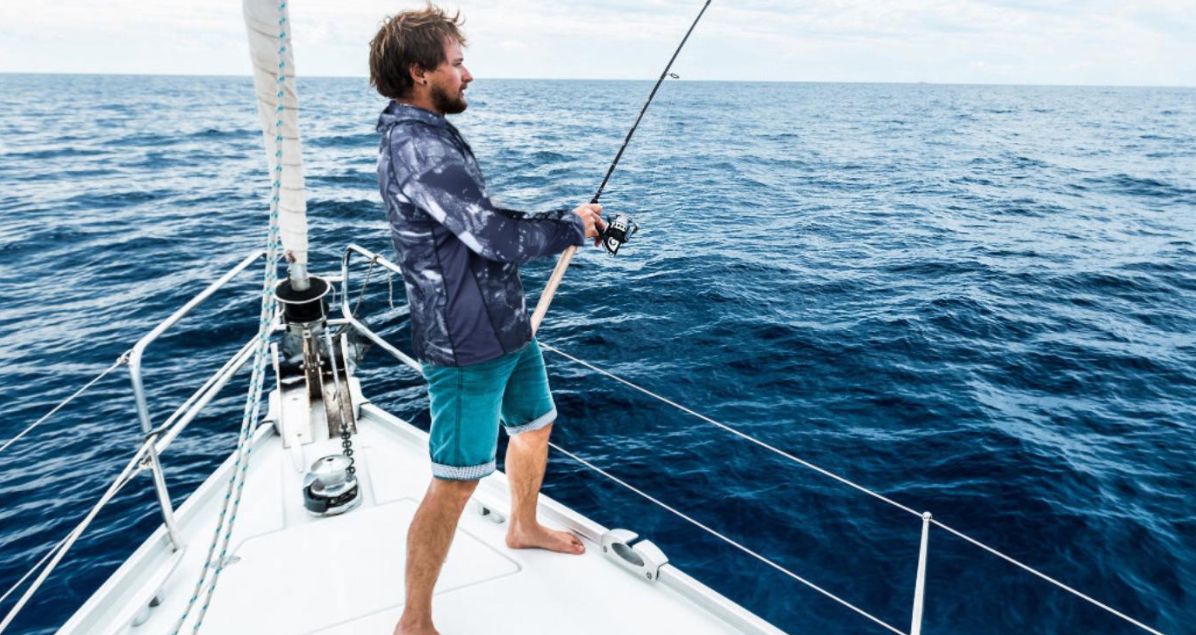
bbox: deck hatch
[198,498,519,634]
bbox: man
[370,6,606,635]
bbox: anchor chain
[340,417,356,476]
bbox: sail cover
[243,0,308,266]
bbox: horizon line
[1,71,1193,91]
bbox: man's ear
[409,63,427,87]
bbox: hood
[376,101,447,134]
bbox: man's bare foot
[394,616,439,635]
[506,523,586,554]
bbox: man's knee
[512,421,554,445]
[429,477,480,501]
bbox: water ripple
[0,76,1193,635]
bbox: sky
[1,0,1194,87]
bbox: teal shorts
[421,339,556,480]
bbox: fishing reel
[599,214,639,255]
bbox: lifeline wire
[540,342,923,517]
[548,440,908,635]
[0,537,67,615]
[0,352,129,455]
[590,0,712,205]
[540,341,1166,635]
[0,533,67,621]
[929,520,1164,635]
[0,444,146,632]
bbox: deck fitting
[600,529,669,584]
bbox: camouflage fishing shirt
[376,102,585,367]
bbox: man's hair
[369,4,467,100]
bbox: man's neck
[397,95,442,117]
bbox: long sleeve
[391,127,584,265]
[494,205,577,222]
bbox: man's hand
[573,203,607,247]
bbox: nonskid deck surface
[60,402,779,634]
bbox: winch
[274,263,364,517]
[302,454,361,516]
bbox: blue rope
[173,2,289,631]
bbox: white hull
[59,396,784,634]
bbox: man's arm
[493,206,572,222]
[393,128,590,264]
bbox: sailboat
[1,1,786,633]
[0,2,1169,634]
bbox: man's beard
[431,84,467,114]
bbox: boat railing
[127,249,268,549]
[340,243,420,372]
[535,345,1166,635]
[0,245,1169,635]
[0,249,273,630]
[338,245,1165,635]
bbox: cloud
[0,0,1192,86]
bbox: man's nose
[462,66,473,83]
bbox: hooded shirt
[376,102,585,367]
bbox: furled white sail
[243,0,308,266]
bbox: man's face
[427,38,472,114]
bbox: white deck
[59,397,784,634]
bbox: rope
[540,341,1165,635]
[548,441,907,635]
[173,3,289,631]
[0,352,129,455]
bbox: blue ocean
[0,74,1193,634]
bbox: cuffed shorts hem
[431,460,496,481]
[504,407,557,436]
[423,339,555,477]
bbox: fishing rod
[530,0,713,334]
